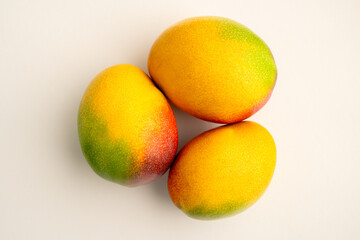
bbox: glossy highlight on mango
[78,64,178,187]
[148,16,277,123]
[168,121,276,220]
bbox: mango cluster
[78,16,277,220]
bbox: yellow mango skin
[168,121,276,220]
[78,64,178,186]
[148,16,277,123]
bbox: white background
[1,0,360,239]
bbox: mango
[148,16,277,123]
[168,121,276,220]
[78,64,178,187]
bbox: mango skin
[78,64,178,187]
[148,16,277,123]
[168,121,276,220]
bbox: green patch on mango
[185,202,249,220]
[219,19,277,90]
[78,102,135,185]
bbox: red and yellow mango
[78,64,178,186]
